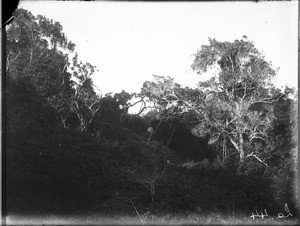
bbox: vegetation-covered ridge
[5,8,298,221]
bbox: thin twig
[117,196,144,224]
[246,152,268,166]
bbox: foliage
[121,114,149,139]
[7,8,99,132]
[190,37,283,162]
[7,9,74,98]
[5,9,297,219]
[146,117,213,161]
[69,53,100,131]
[7,127,103,213]
[141,37,285,164]
[114,90,133,113]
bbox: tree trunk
[228,136,239,152]
[228,134,245,161]
[77,113,86,132]
[239,133,245,161]
[74,101,87,132]
[61,117,67,129]
[222,137,227,161]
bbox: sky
[19,1,298,96]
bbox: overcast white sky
[20,1,298,95]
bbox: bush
[6,120,297,216]
[7,126,111,213]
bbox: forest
[4,8,298,224]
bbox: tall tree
[191,37,282,161]
[141,37,283,162]
[6,9,75,129]
[7,9,75,95]
[6,8,99,131]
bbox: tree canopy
[6,8,99,131]
[142,37,290,163]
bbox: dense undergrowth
[6,122,297,218]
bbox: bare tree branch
[246,152,268,166]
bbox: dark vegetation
[4,9,298,220]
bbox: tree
[141,37,283,162]
[7,9,75,96]
[6,9,74,129]
[69,53,100,131]
[6,9,99,131]
[191,37,283,162]
[264,87,297,167]
[114,90,133,113]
